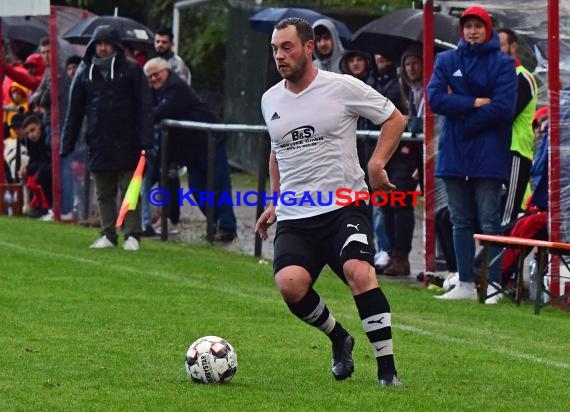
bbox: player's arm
[255,150,279,240]
[368,108,407,192]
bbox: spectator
[154,27,191,85]
[60,26,154,251]
[339,50,378,173]
[311,19,344,74]
[427,5,517,302]
[2,52,46,94]
[65,55,82,79]
[380,45,423,277]
[3,83,29,139]
[497,27,538,228]
[20,114,51,218]
[142,57,237,242]
[3,113,28,184]
[28,37,76,221]
[339,49,392,272]
[255,17,406,386]
[371,53,406,272]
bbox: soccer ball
[185,336,238,384]
[442,272,459,292]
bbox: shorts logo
[271,112,280,120]
[346,223,360,231]
[281,125,315,141]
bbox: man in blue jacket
[427,5,517,302]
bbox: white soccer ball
[185,335,238,384]
[442,272,459,292]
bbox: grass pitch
[1,217,569,411]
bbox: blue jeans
[373,205,391,252]
[444,177,503,284]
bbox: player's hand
[255,205,276,240]
[369,168,396,192]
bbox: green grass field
[1,217,569,411]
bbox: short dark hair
[65,55,82,67]
[22,114,42,128]
[313,25,331,37]
[497,27,518,44]
[39,36,50,47]
[275,18,314,44]
[155,27,174,41]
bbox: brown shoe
[383,251,411,277]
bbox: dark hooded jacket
[427,5,517,181]
[60,25,154,171]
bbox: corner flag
[116,151,146,228]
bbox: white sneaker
[90,236,116,249]
[40,210,54,221]
[123,236,140,251]
[434,281,477,300]
[374,250,390,267]
[485,282,503,304]
[61,211,74,221]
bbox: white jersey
[261,70,395,221]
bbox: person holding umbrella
[427,5,517,301]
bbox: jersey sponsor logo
[281,125,315,141]
[271,112,280,120]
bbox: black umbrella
[350,9,460,62]
[249,7,351,41]
[62,15,154,47]
[1,16,48,45]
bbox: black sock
[354,288,397,379]
[286,288,348,344]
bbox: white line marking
[2,239,568,369]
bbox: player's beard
[281,55,309,83]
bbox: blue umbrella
[249,7,351,41]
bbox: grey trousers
[93,170,141,243]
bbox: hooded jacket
[60,25,154,172]
[400,45,424,135]
[312,19,344,74]
[427,5,517,181]
[339,50,375,85]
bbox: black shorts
[273,203,375,283]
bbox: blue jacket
[427,31,517,181]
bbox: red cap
[533,107,549,122]
[460,5,493,42]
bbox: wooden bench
[0,183,24,216]
[474,234,570,314]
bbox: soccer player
[255,18,406,386]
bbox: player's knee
[275,267,312,302]
[343,260,376,291]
